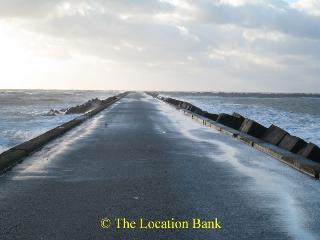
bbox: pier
[0,92,319,239]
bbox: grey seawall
[150,93,320,179]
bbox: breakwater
[148,92,320,179]
[0,92,129,173]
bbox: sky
[0,0,319,92]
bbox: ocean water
[162,93,320,146]
[1,91,319,155]
[0,90,118,153]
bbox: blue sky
[0,0,319,92]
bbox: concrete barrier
[278,135,307,153]
[237,132,265,146]
[253,142,320,178]
[155,94,320,179]
[0,149,27,172]
[299,143,320,163]
[216,113,244,130]
[240,119,267,138]
[0,92,128,173]
[262,124,288,145]
[12,119,83,154]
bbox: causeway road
[0,92,319,240]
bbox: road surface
[0,92,319,239]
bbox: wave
[43,109,66,116]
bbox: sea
[0,90,319,154]
[162,92,320,147]
[0,90,118,153]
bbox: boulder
[216,113,244,130]
[298,143,320,163]
[203,112,218,121]
[278,135,307,153]
[240,119,267,138]
[262,124,288,145]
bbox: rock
[278,135,307,153]
[216,113,244,130]
[203,112,218,121]
[240,119,267,138]
[262,124,288,145]
[298,143,320,163]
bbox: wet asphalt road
[0,92,318,240]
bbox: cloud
[0,0,319,92]
[290,0,320,16]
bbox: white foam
[9,106,117,180]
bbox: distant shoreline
[159,92,320,98]
[1,89,320,98]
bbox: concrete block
[232,112,245,121]
[166,98,182,106]
[180,102,190,109]
[262,124,288,145]
[216,113,244,130]
[240,119,267,138]
[203,112,218,121]
[179,102,203,115]
[189,106,203,115]
[0,149,27,171]
[299,143,320,163]
[278,135,307,153]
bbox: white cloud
[242,29,287,42]
[159,0,195,10]
[207,48,278,67]
[0,0,319,92]
[217,0,261,7]
[290,0,320,16]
